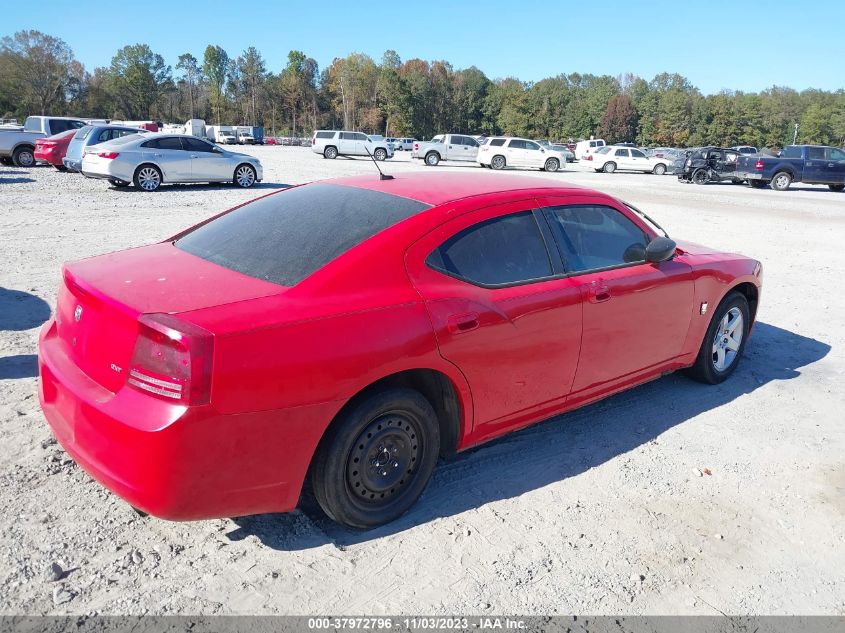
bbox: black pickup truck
[735,145,845,191]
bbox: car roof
[327,171,588,206]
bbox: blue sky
[4,0,843,94]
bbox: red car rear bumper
[34,147,64,166]
[38,318,340,520]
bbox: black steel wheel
[311,388,440,529]
[692,168,710,185]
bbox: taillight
[586,154,593,161]
[127,314,213,405]
[98,152,119,159]
[311,137,315,145]
[755,159,764,170]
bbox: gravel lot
[1,147,843,615]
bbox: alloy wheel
[236,165,255,187]
[712,307,744,371]
[137,167,160,191]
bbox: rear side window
[427,212,552,287]
[507,139,525,149]
[544,205,649,273]
[49,119,84,133]
[156,137,184,150]
[316,131,335,139]
[176,184,430,287]
[489,138,506,147]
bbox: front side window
[355,133,369,141]
[631,149,646,158]
[507,139,525,150]
[427,211,552,287]
[830,148,845,161]
[807,147,825,160]
[524,141,540,151]
[544,205,649,273]
[183,137,214,152]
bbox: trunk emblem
[74,305,83,322]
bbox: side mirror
[645,236,677,263]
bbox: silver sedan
[80,133,263,191]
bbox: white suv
[477,137,568,172]
[311,130,394,161]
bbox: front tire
[133,164,162,191]
[544,158,560,172]
[490,155,506,170]
[602,161,617,173]
[374,148,387,161]
[234,163,257,188]
[653,163,667,175]
[324,146,338,159]
[311,388,441,529]
[425,152,440,166]
[770,171,792,191]
[684,291,750,384]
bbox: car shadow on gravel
[0,354,38,379]
[227,321,830,549]
[0,175,35,184]
[0,287,51,331]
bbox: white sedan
[477,137,569,172]
[81,133,263,191]
[588,145,670,175]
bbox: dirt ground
[1,147,843,615]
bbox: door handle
[153,153,162,157]
[587,282,611,303]
[447,312,479,333]
[829,163,835,168]
[190,154,198,158]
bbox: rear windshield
[75,126,93,141]
[175,183,431,286]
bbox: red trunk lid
[56,242,285,392]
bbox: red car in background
[38,173,762,528]
[34,129,77,171]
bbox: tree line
[1,30,843,148]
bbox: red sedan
[34,129,77,171]
[38,173,762,528]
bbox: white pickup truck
[411,134,480,166]
[0,116,86,166]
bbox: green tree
[106,44,172,119]
[0,30,77,115]
[176,53,202,119]
[203,45,229,125]
[800,102,833,144]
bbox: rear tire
[12,146,35,167]
[311,388,440,529]
[133,164,162,191]
[828,184,844,192]
[692,168,710,185]
[544,158,559,172]
[603,161,616,173]
[425,152,440,166]
[324,146,338,159]
[684,292,750,385]
[770,171,792,191]
[490,155,506,170]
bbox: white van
[574,138,606,160]
[311,130,394,161]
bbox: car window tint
[427,212,552,286]
[545,205,649,273]
[75,126,93,141]
[316,131,334,139]
[807,147,825,160]
[176,184,430,287]
[524,141,540,150]
[507,139,525,149]
[356,133,369,141]
[614,149,629,157]
[631,149,646,158]
[97,130,110,142]
[830,148,845,160]
[490,138,506,147]
[781,146,801,158]
[183,137,213,152]
[465,137,479,147]
[141,139,158,149]
[156,137,184,151]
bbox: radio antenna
[365,146,394,180]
